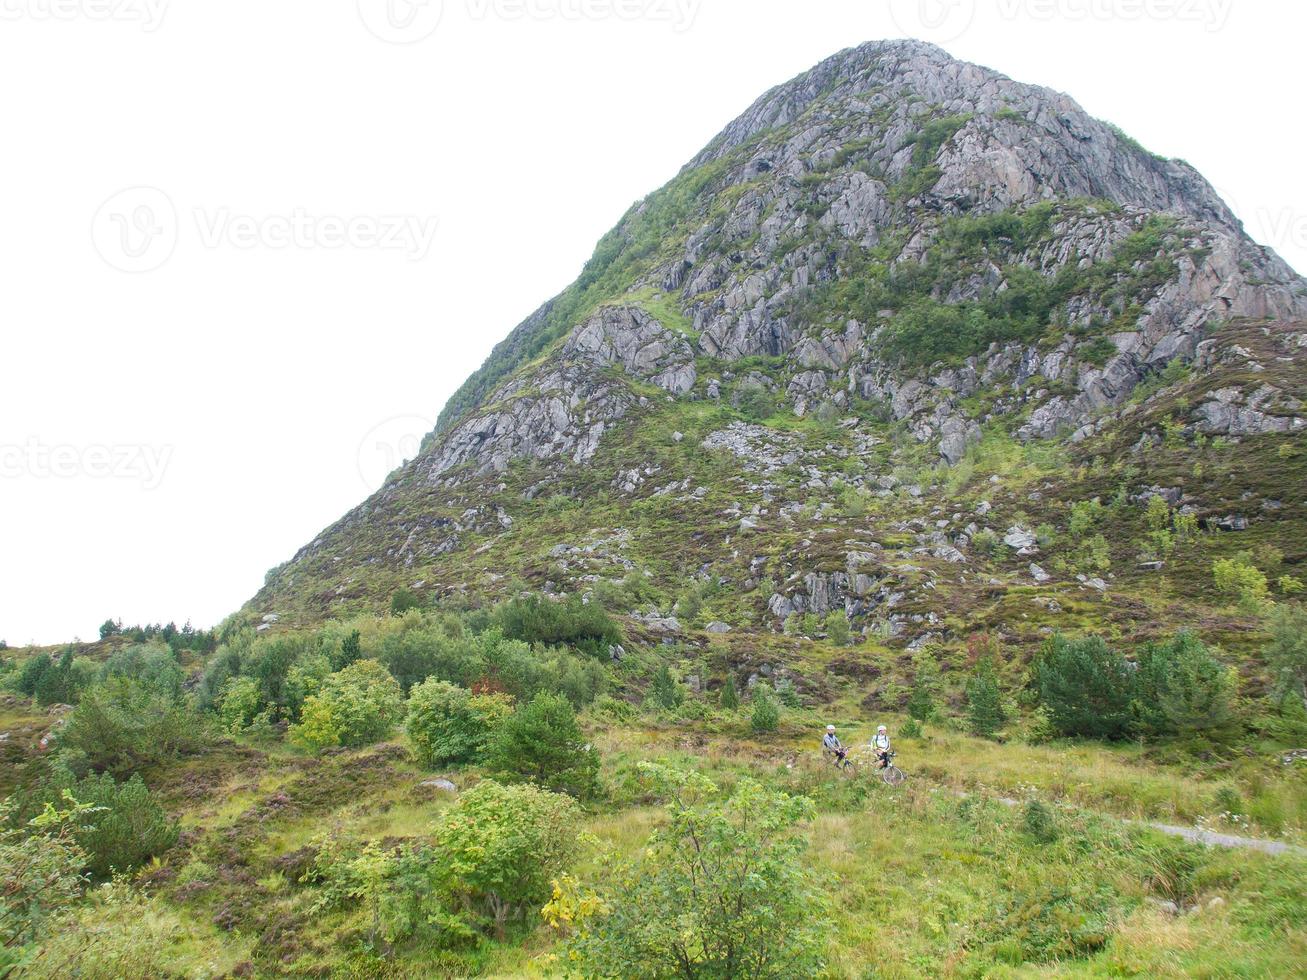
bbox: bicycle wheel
[880,766,905,786]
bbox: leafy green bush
[98,644,183,700]
[1132,633,1233,735]
[0,795,92,972]
[430,780,582,940]
[564,765,826,978]
[32,649,92,706]
[1265,603,1307,712]
[290,660,404,751]
[494,595,621,659]
[406,679,513,769]
[390,588,423,616]
[1035,635,1134,740]
[60,678,207,774]
[486,692,599,799]
[1213,557,1270,612]
[750,684,780,734]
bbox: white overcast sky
[1,0,1303,645]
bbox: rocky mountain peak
[249,42,1306,628]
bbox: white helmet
[877,725,887,732]
[826,725,836,732]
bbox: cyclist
[872,724,892,769]
[822,725,849,766]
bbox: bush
[563,765,826,978]
[906,651,939,722]
[406,680,513,769]
[1132,632,1233,735]
[0,795,91,970]
[966,657,1005,738]
[290,660,405,751]
[99,644,183,700]
[648,664,684,711]
[718,674,739,710]
[217,675,263,734]
[33,649,91,706]
[494,595,621,658]
[38,765,178,877]
[1035,635,1134,740]
[390,588,423,616]
[430,780,581,940]
[825,610,851,646]
[60,678,206,774]
[750,684,780,734]
[1213,557,1270,612]
[1265,603,1307,712]
[486,692,600,799]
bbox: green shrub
[750,684,780,734]
[648,664,684,711]
[430,780,582,940]
[718,673,739,710]
[390,588,424,616]
[825,610,851,647]
[290,660,405,751]
[38,765,178,877]
[1213,557,1270,612]
[60,678,206,774]
[1132,632,1233,735]
[486,692,600,799]
[0,795,92,969]
[1035,635,1134,740]
[966,657,1005,738]
[906,651,939,722]
[1265,603,1307,712]
[494,595,621,658]
[406,680,513,769]
[217,675,263,734]
[1022,798,1058,843]
[32,649,91,707]
[565,765,826,979]
[98,644,183,700]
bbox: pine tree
[650,664,684,710]
[718,673,739,710]
[751,684,780,733]
[965,657,1005,738]
[906,651,939,722]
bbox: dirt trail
[977,792,1306,857]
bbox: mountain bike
[828,749,858,776]
[876,751,905,786]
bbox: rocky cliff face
[249,41,1306,650]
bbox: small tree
[1265,603,1307,713]
[99,619,121,640]
[718,673,739,711]
[649,664,684,711]
[1213,558,1270,613]
[965,657,1005,738]
[564,765,827,978]
[750,684,780,734]
[390,588,422,616]
[906,650,939,723]
[430,780,581,939]
[1035,635,1134,739]
[486,692,599,799]
[825,610,851,647]
[39,765,179,877]
[333,629,363,671]
[1133,632,1233,735]
[61,677,205,774]
[406,679,513,769]
[290,659,404,751]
